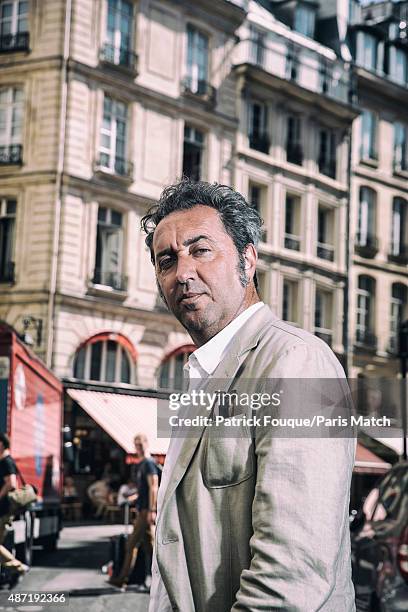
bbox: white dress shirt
[149,302,264,612]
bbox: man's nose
[175,254,196,284]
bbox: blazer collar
[159,304,279,514]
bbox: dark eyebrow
[155,235,213,260]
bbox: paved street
[0,524,149,612]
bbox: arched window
[158,345,195,391]
[356,276,376,348]
[73,333,136,384]
[389,283,407,353]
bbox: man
[0,433,29,579]
[141,179,356,611]
[109,433,159,589]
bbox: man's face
[152,205,253,344]
[134,436,147,456]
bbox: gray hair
[140,178,263,289]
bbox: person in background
[87,476,110,519]
[62,476,78,502]
[109,433,159,590]
[0,433,29,579]
[117,477,138,507]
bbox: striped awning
[67,388,170,455]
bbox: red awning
[354,442,391,474]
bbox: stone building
[0,0,406,472]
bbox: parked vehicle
[0,322,64,566]
[351,461,408,611]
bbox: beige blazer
[152,305,356,611]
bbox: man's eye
[195,248,210,254]
[159,258,173,270]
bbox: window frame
[360,109,378,162]
[0,196,16,282]
[356,275,376,343]
[186,23,210,95]
[73,338,133,384]
[99,94,129,175]
[93,206,124,289]
[357,187,376,247]
[282,278,299,324]
[0,86,24,149]
[356,30,378,72]
[182,124,205,181]
[393,121,408,172]
[0,0,29,37]
[293,2,316,38]
[284,193,301,251]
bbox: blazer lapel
[159,304,278,514]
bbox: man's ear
[243,244,258,282]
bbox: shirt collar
[186,302,264,377]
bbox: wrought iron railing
[181,77,216,104]
[317,242,335,261]
[355,329,377,349]
[284,234,301,251]
[0,145,22,165]
[0,32,29,53]
[100,43,138,71]
[95,154,133,179]
[248,132,270,154]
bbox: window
[294,3,316,38]
[159,348,194,391]
[0,86,23,164]
[317,206,334,261]
[256,269,267,302]
[318,128,336,178]
[286,115,302,165]
[286,42,299,81]
[186,25,209,95]
[0,0,29,52]
[248,100,269,153]
[93,206,126,291]
[389,284,407,353]
[356,31,378,71]
[360,110,378,161]
[394,122,408,172]
[282,279,299,324]
[319,59,332,95]
[102,0,135,69]
[314,289,333,346]
[249,182,267,241]
[98,95,130,176]
[390,198,408,259]
[250,25,265,66]
[356,187,377,253]
[389,46,407,85]
[73,339,132,384]
[284,194,301,251]
[183,125,204,181]
[0,197,15,282]
[356,276,376,347]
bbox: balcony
[0,144,22,165]
[99,43,138,73]
[286,143,303,165]
[388,243,408,264]
[233,38,354,110]
[314,329,333,347]
[248,132,270,154]
[94,154,133,180]
[0,32,29,53]
[284,233,301,251]
[0,261,15,283]
[318,157,336,179]
[181,77,216,106]
[317,242,335,262]
[355,329,377,351]
[92,269,127,292]
[355,234,379,258]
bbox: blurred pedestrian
[109,433,159,590]
[87,476,110,518]
[0,433,29,578]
